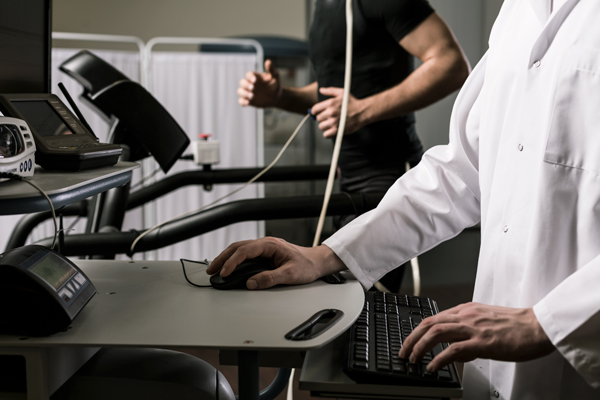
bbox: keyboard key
[437,370,452,381]
[392,363,407,374]
[407,363,420,376]
[353,361,369,369]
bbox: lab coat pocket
[544,45,600,174]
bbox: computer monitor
[0,0,52,94]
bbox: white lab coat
[323,0,600,398]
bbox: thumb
[246,270,279,290]
[263,59,279,80]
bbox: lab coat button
[503,225,508,233]
[533,60,541,68]
[493,390,500,398]
[518,144,523,151]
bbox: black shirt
[309,0,434,192]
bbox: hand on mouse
[207,237,347,290]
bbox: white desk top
[0,260,365,351]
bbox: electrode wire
[129,113,311,254]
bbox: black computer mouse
[210,257,276,290]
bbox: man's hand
[399,303,555,372]
[237,59,282,108]
[311,87,369,138]
[207,237,346,290]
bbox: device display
[0,94,122,171]
[11,100,78,137]
[0,245,96,336]
[0,116,36,178]
[29,252,77,291]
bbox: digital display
[11,100,75,137]
[29,253,76,291]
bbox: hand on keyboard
[399,302,554,373]
[344,292,461,387]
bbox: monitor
[0,0,52,94]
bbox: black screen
[0,0,51,94]
[11,100,75,137]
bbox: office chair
[51,348,235,400]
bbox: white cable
[411,256,421,297]
[129,113,311,254]
[404,162,421,297]
[286,369,295,400]
[287,2,354,400]
[312,0,353,247]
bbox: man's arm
[312,12,470,137]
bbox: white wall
[53,0,306,42]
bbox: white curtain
[1,48,261,262]
[147,51,261,261]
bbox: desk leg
[238,351,259,400]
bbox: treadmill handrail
[127,165,330,210]
[34,192,384,257]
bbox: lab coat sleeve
[323,55,487,289]
[534,253,600,388]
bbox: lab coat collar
[528,0,552,24]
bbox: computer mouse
[210,257,276,290]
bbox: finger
[408,323,471,364]
[322,126,338,138]
[218,237,286,277]
[239,78,253,91]
[310,99,328,115]
[246,270,278,290]
[427,341,479,372]
[399,314,460,359]
[247,264,299,290]
[237,87,254,100]
[238,97,249,107]
[264,59,274,74]
[264,59,279,80]
[319,87,345,97]
[319,117,338,131]
[245,71,258,83]
[207,240,254,274]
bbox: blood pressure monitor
[0,116,36,179]
[0,245,96,336]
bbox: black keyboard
[344,291,461,387]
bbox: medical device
[0,244,96,336]
[0,94,122,171]
[0,117,36,179]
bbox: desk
[0,260,365,400]
[0,162,138,215]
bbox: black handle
[285,309,344,341]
